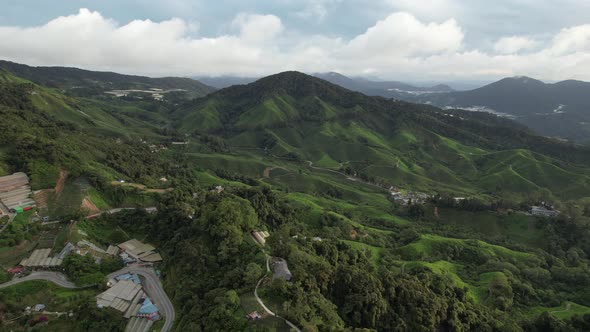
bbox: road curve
[1,267,175,332]
[108,266,175,332]
[0,271,78,289]
[254,255,301,332]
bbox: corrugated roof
[140,253,163,262]
[138,298,159,315]
[21,249,59,267]
[106,245,119,256]
[118,239,159,262]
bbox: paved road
[108,266,175,332]
[306,161,385,191]
[0,271,78,289]
[1,266,175,332]
[254,255,301,332]
[87,207,157,219]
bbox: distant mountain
[196,76,258,89]
[313,72,454,98]
[173,71,590,200]
[0,60,215,99]
[413,76,590,142]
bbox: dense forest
[99,180,590,331]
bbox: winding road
[254,254,301,332]
[0,266,175,332]
[0,271,78,289]
[108,266,175,332]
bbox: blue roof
[139,298,158,315]
[116,273,141,284]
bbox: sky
[1,0,590,83]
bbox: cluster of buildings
[390,188,431,205]
[97,272,160,330]
[12,238,162,275]
[105,88,186,101]
[0,172,36,213]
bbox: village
[0,171,306,331]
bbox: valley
[0,63,589,331]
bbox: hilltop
[0,60,215,99]
[173,71,590,201]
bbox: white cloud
[231,13,283,43]
[550,24,590,55]
[494,36,539,54]
[1,8,590,81]
[345,12,463,57]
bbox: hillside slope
[0,60,215,99]
[174,72,590,200]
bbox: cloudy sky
[1,0,590,83]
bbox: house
[531,206,559,217]
[8,266,25,274]
[251,231,270,246]
[246,311,262,320]
[33,304,46,312]
[136,297,160,321]
[272,258,293,282]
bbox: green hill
[1,66,590,331]
[173,71,590,201]
[0,60,215,99]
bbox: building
[57,242,75,260]
[96,279,143,312]
[20,249,63,268]
[77,240,108,259]
[246,311,262,320]
[0,173,36,213]
[531,206,559,217]
[272,258,293,282]
[7,266,25,274]
[251,231,270,246]
[118,239,162,263]
[136,297,160,320]
[106,245,120,256]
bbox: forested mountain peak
[212,71,363,101]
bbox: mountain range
[411,76,590,142]
[2,62,590,331]
[1,60,590,201]
[174,71,590,201]
[308,72,590,143]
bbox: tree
[243,262,263,286]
